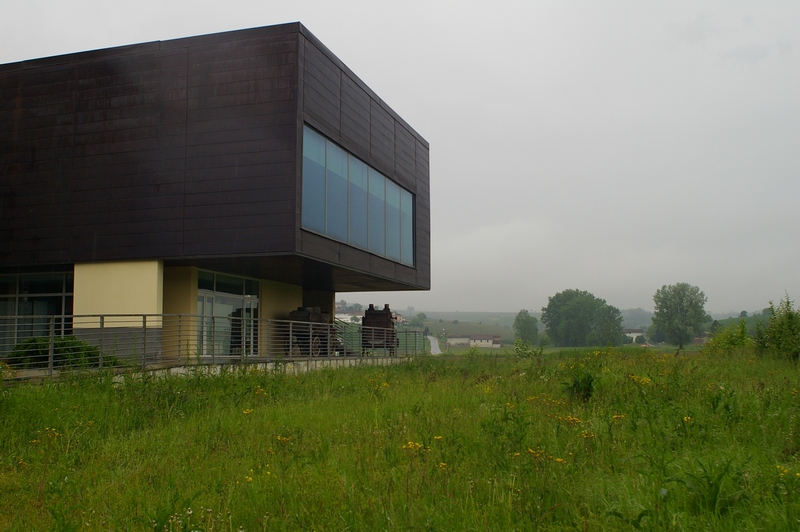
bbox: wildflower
[381,382,390,388]
[558,415,582,425]
[553,457,567,465]
[255,387,266,396]
[433,436,443,441]
[243,409,254,415]
[402,441,424,451]
[612,414,626,421]
[527,447,544,458]
[683,416,692,423]
[778,465,790,477]
[580,430,595,439]
[276,435,290,443]
[437,462,447,469]
[629,375,652,386]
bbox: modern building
[0,23,430,358]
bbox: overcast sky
[2,1,798,314]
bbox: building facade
[0,23,430,357]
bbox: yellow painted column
[259,279,303,357]
[163,266,198,362]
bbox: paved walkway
[428,336,442,355]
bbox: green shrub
[563,365,596,402]
[5,335,114,369]
[705,320,753,354]
[755,296,800,361]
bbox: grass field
[2,346,800,530]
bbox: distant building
[447,335,502,348]
[624,329,645,342]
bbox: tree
[755,295,800,361]
[647,323,667,343]
[409,312,427,328]
[513,309,538,344]
[540,289,623,347]
[651,283,708,351]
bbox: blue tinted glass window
[400,190,414,265]
[368,169,385,255]
[302,126,326,233]
[325,142,349,242]
[348,157,369,249]
[301,125,414,266]
[385,180,401,261]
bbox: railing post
[99,315,105,368]
[288,321,293,359]
[178,314,183,362]
[142,315,147,370]
[210,316,216,365]
[48,316,55,377]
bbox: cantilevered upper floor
[0,23,430,294]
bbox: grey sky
[2,1,798,314]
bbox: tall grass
[2,347,800,530]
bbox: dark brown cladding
[0,23,430,291]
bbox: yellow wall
[163,267,198,361]
[163,267,197,315]
[259,279,302,320]
[73,261,163,327]
[258,280,302,358]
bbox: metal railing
[0,314,427,378]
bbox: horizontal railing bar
[1,313,427,381]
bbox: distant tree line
[513,282,713,349]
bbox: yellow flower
[243,409,254,415]
[683,416,692,423]
[434,436,443,441]
[402,441,424,451]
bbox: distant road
[428,336,442,355]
